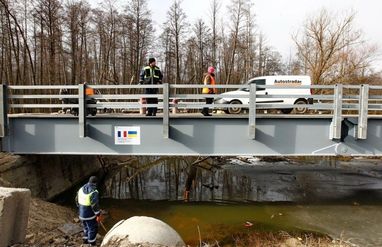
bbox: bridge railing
[4,84,381,114]
[1,83,382,139]
[169,84,381,139]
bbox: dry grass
[197,231,353,247]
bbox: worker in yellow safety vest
[139,58,163,116]
[76,176,101,246]
[201,66,217,116]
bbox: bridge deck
[2,115,382,156]
[7,113,382,119]
[1,83,382,156]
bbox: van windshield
[248,79,266,91]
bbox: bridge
[0,83,381,156]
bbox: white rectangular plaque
[115,126,141,145]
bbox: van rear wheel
[294,99,308,114]
[228,100,242,114]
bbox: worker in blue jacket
[76,176,101,246]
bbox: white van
[215,75,313,114]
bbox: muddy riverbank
[14,198,348,247]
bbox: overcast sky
[89,0,382,70]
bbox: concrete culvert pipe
[101,216,185,247]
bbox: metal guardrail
[1,83,382,140]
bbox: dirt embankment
[12,198,89,246]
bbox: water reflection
[102,157,382,203]
[98,157,382,246]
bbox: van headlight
[214,98,228,104]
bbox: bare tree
[243,2,255,81]
[193,19,210,82]
[65,1,81,84]
[34,0,63,84]
[3,0,380,90]
[125,0,154,83]
[293,9,378,84]
[165,0,187,84]
[160,26,175,83]
[225,0,249,84]
[92,2,118,84]
[209,0,220,68]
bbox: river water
[98,156,382,246]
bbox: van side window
[249,79,266,91]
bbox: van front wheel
[228,100,242,114]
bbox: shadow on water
[100,156,382,203]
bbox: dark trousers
[202,97,213,114]
[145,88,158,116]
[82,218,98,245]
[146,96,158,116]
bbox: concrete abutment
[0,187,31,247]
